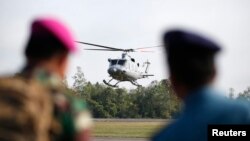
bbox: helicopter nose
[108,68,118,75]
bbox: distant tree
[132,79,180,119]
[72,66,86,96]
[237,87,250,101]
[229,87,235,99]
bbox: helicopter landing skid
[130,81,142,87]
[103,79,120,87]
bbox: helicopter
[76,41,160,87]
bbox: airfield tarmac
[93,119,168,141]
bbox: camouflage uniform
[21,68,93,141]
[0,75,53,141]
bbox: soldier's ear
[208,65,216,84]
[54,52,69,78]
[169,74,188,99]
[56,52,68,65]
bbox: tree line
[65,67,250,119]
[229,87,250,101]
[65,67,181,118]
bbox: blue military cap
[163,29,221,90]
[163,29,221,54]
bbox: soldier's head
[24,17,77,78]
[163,29,221,99]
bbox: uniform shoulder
[222,98,250,112]
[0,76,33,93]
[212,97,250,124]
[66,93,88,112]
[231,99,250,119]
[0,75,52,100]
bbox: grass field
[93,119,169,138]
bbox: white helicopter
[76,41,159,87]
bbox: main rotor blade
[84,49,122,51]
[76,41,123,51]
[135,45,162,50]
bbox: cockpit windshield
[118,60,126,66]
[110,59,118,65]
[110,59,127,66]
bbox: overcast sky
[1,0,250,94]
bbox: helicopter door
[126,61,130,69]
[130,62,136,71]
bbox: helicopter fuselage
[108,64,142,81]
[107,57,144,81]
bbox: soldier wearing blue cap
[152,29,250,141]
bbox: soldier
[152,29,250,141]
[0,17,92,141]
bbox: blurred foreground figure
[152,29,250,141]
[0,17,92,141]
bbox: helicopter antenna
[144,60,151,74]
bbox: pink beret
[31,17,77,53]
